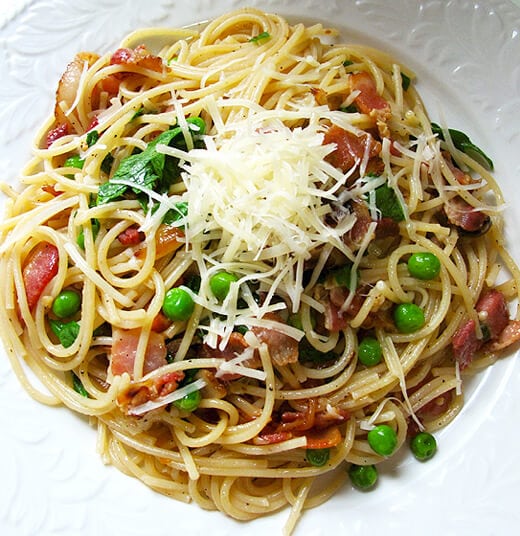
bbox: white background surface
[1,1,520,535]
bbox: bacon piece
[46,123,70,148]
[99,45,165,97]
[252,313,299,366]
[253,400,347,447]
[118,225,145,246]
[305,425,342,449]
[22,242,59,311]
[110,45,164,73]
[196,369,227,399]
[201,331,261,381]
[55,52,100,128]
[253,430,293,445]
[452,290,511,368]
[42,184,62,197]
[476,289,509,339]
[110,327,167,377]
[345,199,373,247]
[443,196,491,235]
[151,311,171,333]
[323,124,381,175]
[350,71,391,136]
[350,72,390,115]
[280,398,317,433]
[375,217,400,239]
[488,320,520,352]
[117,370,185,415]
[443,151,475,186]
[321,285,366,332]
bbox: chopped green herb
[431,123,493,170]
[101,153,114,175]
[298,338,336,363]
[343,59,354,67]
[374,183,405,222]
[131,107,145,121]
[86,130,99,147]
[331,264,358,290]
[72,372,89,398]
[400,72,411,91]
[97,117,205,205]
[49,319,80,348]
[340,104,358,113]
[249,31,270,43]
[64,154,85,170]
[162,201,189,225]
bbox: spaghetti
[1,8,519,534]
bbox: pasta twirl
[1,8,519,534]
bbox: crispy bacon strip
[452,289,512,369]
[111,327,167,377]
[252,313,299,366]
[323,125,381,177]
[22,242,59,311]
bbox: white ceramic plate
[1,1,520,534]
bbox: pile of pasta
[1,7,519,534]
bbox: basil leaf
[72,372,89,397]
[298,338,336,363]
[162,201,188,225]
[375,183,405,222]
[401,72,411,91]
[249,31,270,44]
[86,130,99,147]
[459,141,494,171]
[50,319,80,348]
[331,264,358,291]
[431,123,493,171]
[97,117,205,205]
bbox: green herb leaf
[331,264,358,291]
[72,372,89,397]
[343,59,354,67]
[298,338,336,364]
[431,123,493,170]
[97,117,205,205]
[50,319,80,348]
[401,72,411,91]
[86,130,99,147]
[162,201,188,225]
[249,31,270,44]
[64,154,85,169]
[131,107,145,121]
[340,104,358,113]
[375,183,405,222]
[101,153,114,175]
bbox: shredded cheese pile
[160,104,366,316]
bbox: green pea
[410,432,437,461]
[306,448,330,467]
[52,289,81,318]
[393,303,425,333]
[173,389,201,412]
[348,464,378,490]
[162,287,195,321]
[367,424,398,457]
[358,337,382,367]
[407,252,441,280]
[209,271,238,301]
